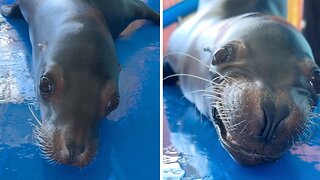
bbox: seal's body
[166,0,320,165]
[1,0,159,167]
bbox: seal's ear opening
[101,80,120,117]
[105,95,120,115]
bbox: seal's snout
[211,78,313,165]
[54,132,97,167]
[35,121,98,167]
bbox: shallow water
[0,0,160,179]
[163,86,320,180]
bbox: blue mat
[163,86,320,179]
[0,0,159,179]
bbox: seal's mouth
[213,108,280,165]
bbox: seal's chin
[220,139,280,165]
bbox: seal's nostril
[261,108,272,142]
[66,142,85,163]
[261,102,289,143]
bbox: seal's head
[33,26,120,167]
[206,14,320,165]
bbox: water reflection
[0,15,35,104]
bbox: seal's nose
[66,141,85,163]
[260,99,290,143]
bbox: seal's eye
[310,69,320,94]
[39,76,54,97]
[212,45,234,65]
[106,95,120,115]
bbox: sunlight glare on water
[0,16,35,104]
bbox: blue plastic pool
[0,0,160,179]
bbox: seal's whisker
[164,52,231,83]
[203,93,223,99]
[34,141,44,148]
[205,96,224,101]
[33,135,43,145]
[209,86,224,90]
[211,75,244,92]
[293,127,305,146]
[218,116,232,123]
[27,101,42,127]
[219,117,232,122]
[208,68,231,82]
[51,160,58,166]
[187,89,220,97]
[34,130,45,142]
[34,135,45,145]
[228,120,246,129]
[164,73,214,84]
[219,108,239,112]
[221,75,237,83]
[213,100,227,109]
[309,112,320,118]
[179,87,223,101]
[227,127,237,132]
[203,90,223,96]
[204,87,224,93]
[48,159,58,166]
[300,123,314,142]
[29,122,38,128]
[210,76,222,82]
[239,123,249,136]
[164,52,211,69]
[217,112,229,118]
[307,119,318,126]
[292,135,296,148]
[32,124,54,162]
[309,113,320,122]
[204,90,223,96]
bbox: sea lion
[165,0,320,165]
[1,0,159,167]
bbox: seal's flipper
[134,0,160,25]
[0,2,22,18]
